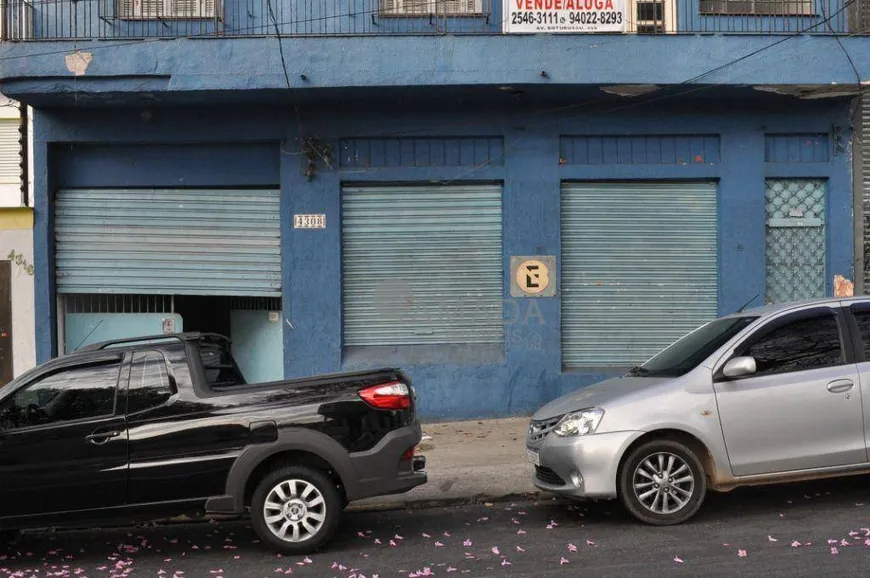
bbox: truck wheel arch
[225,428,361,513]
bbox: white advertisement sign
[504,0,626,33]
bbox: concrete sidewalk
[349,417,543,512]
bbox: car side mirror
[723,356,757,379]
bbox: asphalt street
[6,476,870,578]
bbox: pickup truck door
[0,354,129,518]
[126,348,248,504]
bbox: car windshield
[629,315,759,378]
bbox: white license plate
[527,449,540,466]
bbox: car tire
[618,439,706,526]
[250,465,343,554]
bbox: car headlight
[553,408,605,437]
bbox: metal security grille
[55,188,281,296]
[341,184,503,347]
[765,179,826,304]
[561,182,719,367]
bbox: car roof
[726,295,870,319]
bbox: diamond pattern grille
[765,179,826,304]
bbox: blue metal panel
[55,188,281,296]
[561,182,719,367]
[338,137,505,168]
[341,184,503,346]
[764,134,830,163]
[764,179,826,303]
[560,135,720,166]
[64,313,183,352]
[230,310,284,383]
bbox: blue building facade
[1,0,868,419]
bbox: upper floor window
[118,0,217,20]
[380,0,484,16]
[699,0,814,16]
[0,361,121,431]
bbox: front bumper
[527,430,643,499]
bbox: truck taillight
[359,381,411,410]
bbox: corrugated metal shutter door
[561,182,718,367]
[342,184,503,346]
[0,120,21,186]
[55,188,281,296]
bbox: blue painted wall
[30,98,855,420]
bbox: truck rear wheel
[250,465,343,554]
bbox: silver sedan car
[527,296,870,525]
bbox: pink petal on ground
[516,546,525,553]
[586,539,596,546]
[738,550,747,558]
[518,511,527,516]
[422,534,431,539]
[841,540,850,547]
[446,568,457,573]
[491,547,500,555]
[568,544,578,552]
[501,559,511,567]
[374,539,382,545]
[850,531,859,537]
[674,557,684,564]
[546,525,554,530]
[463,539,473,547]
[768,536,778,542]
[477,517,489,522]
[828,539,839,545]
[435,542,444,548]
[390,541,397,547]
[831,547,839,555]
[303,558,312,564]
[395,535,404,541]
[864,539,870,547]
[560,557,569,565]
[517,530,526,535]
[358,532,366,538]
[444,532,451,537]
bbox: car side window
[127,352,174,415]
[740,313,843,377]
[0,361,121,431]
[850,309,870,360]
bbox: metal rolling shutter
[0,120,21,187]
[561,182,718,367]
[55,188,281,296]
[342,184,503,346]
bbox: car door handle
[826,379,855,394]
[85,430,121,445]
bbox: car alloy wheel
[251,465,342,554]
[632,452,695,515]
[263,479,327,543]
[618,439,707,526]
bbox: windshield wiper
[628,366,650,376]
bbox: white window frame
[379,0,485,17]
[118,0,217,20]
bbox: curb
[345,491,555,513]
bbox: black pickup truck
[0,332,427,553]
